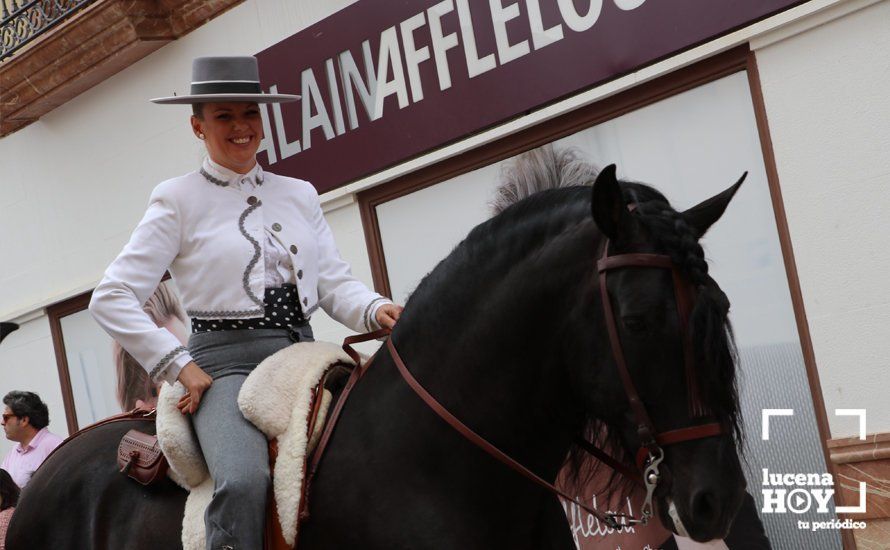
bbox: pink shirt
[1,428,64,488]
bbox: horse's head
[584,165,747,541]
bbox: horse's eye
[622,316,647,333]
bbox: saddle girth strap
[305,329,391,491]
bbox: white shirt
[90,159,392,384]
[163,160,299,380]
[205,158,296,287]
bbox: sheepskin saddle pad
[155,341,355,549]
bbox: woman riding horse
[90,56,402,549]
[7,146,748,549]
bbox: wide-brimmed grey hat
[151,56,299,104]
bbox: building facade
[1,0,888,548]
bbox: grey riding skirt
[185,324,314,548]
[187,323,315,379]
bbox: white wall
[754,0,890,438]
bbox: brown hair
[113,282,188,411]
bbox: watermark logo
[761,469,840,514]
[760,408,868,531]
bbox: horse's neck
[393,235,594,478]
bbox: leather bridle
[593,238,724,526]
[315,238,726,530]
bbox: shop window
[48,276,177,432]
[359,66,840,548]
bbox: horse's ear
[591,164,627,239]
[682,172,746,238]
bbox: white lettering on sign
[269,84,301,160]
[263,0,655,164]
[257,102,277,164]
[525,0,564,50]
[614,0,647,11]
[456,0,497,78]
[427,0,460,91]
[301,68,335,150]
[561,495,637,546]
[338,40,377,130]
[324,59,346,136]
[557,0,603,33]
[374,25,411,120]
[490,0,530,65]
[401,12,432,103]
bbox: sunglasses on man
[1,413,19,423]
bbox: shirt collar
[15,427,47,454]
[200,157,264,187]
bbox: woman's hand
[375,303,404,329]
[177,362,213,415]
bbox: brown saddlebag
[117,429,168,485]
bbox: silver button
[297,269,303,279]
[290,245,298,254]
[272,223,282,232]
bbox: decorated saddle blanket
[155,341,355,549]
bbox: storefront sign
[256,0,807,193]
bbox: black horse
[8,148,747,549]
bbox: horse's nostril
[691,490,719,524]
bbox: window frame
[46,290,92,434]
[47,272,171,433]
[356,44,851,548]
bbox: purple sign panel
[256,0,807,194]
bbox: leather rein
[311,240,724,530]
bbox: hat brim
[150,93,300,105]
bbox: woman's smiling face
[191,101,263,173]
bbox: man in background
[1,391,64,488]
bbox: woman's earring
[198,133,205,139]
